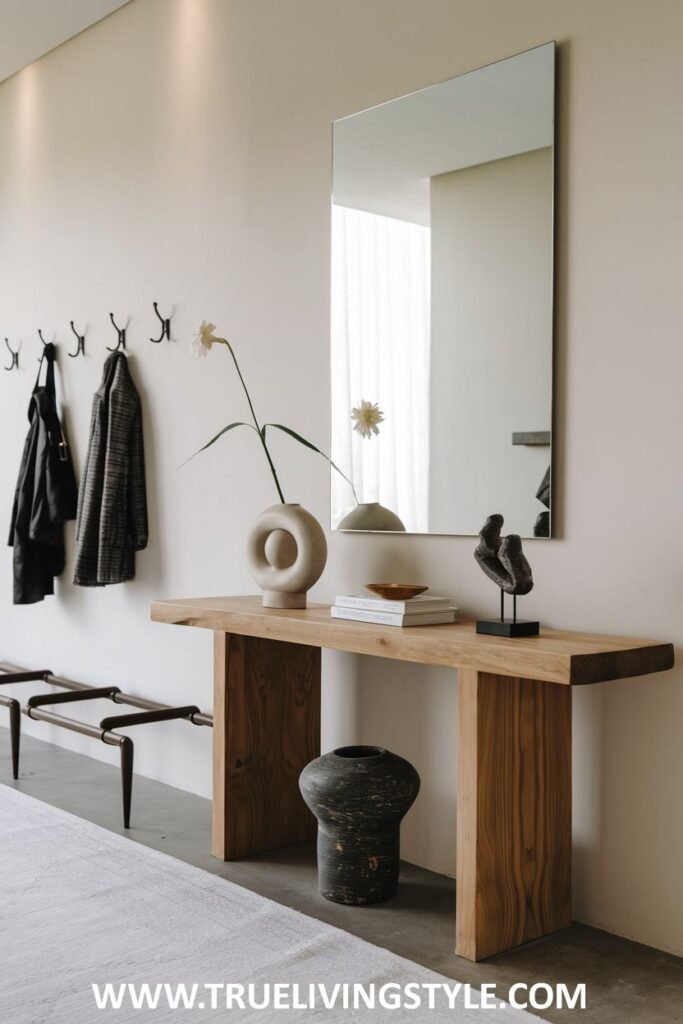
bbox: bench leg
[212,632,320,860]
[456,669,572,960]
[0,697,21,780]
[120,737,134,829]
[8,699,20,780]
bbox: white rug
[0,786,539,1022]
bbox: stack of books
[331,593,457,627]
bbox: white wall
[429,148,552,535]
[0,0,682,958]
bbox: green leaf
[179,422,255,468]
[262,423,358,502]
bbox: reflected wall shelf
[512,430,551,445]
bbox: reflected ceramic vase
[337,502,406,532]
[299,745,420,905]
[247,503,327,608]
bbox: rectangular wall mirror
[330,42,555,538]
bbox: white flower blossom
[191,320,227,358]
[351,400,384,439]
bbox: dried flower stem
[190,321,357,508]
[216,339,286,503]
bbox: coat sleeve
[127,398,148,551]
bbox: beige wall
[429,148,553,535]
[0,0,682,957]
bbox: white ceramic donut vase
[247,503,328,609]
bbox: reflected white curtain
[331,205,431,531]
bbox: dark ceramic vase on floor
[299,745,420,906]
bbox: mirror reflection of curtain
[331,204,431,530]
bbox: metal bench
[0,662,212,828]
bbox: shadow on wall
[132,354,164,592]
[358,541,431,589]
[545,38,571,543]
[356,656,458,877]
[572,684,604,915]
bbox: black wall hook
[37,328,50,362]
[68,321,86,358]
[150,301,171,343]
[107,312,127,352]
[4,338,19,371]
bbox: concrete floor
[1,728,682,1024]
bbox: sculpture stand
[476,590,540,638]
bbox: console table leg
[212,632,320,860]
[456,669,572,961]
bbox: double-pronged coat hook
[68,321,86,358]
[37,328,49,362]
[150,302,171,343]
[107,312,127,353]
[4,338,19,371]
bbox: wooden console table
[150,596,673,961]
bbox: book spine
[334,596,451,613]
[332,607,408,625]
[331,607,455,627]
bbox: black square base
[476,619,540,638]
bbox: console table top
[150,596,674,686]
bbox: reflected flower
[352,400,384,439]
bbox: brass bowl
[365,583,428,601]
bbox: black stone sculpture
[299,745,420,906]
[474,514,533,594]
[474,514,539,637]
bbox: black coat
[73,352,147,586]
[8,344,78,604]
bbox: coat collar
[97,351,128,399]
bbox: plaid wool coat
[73,352,148,586]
